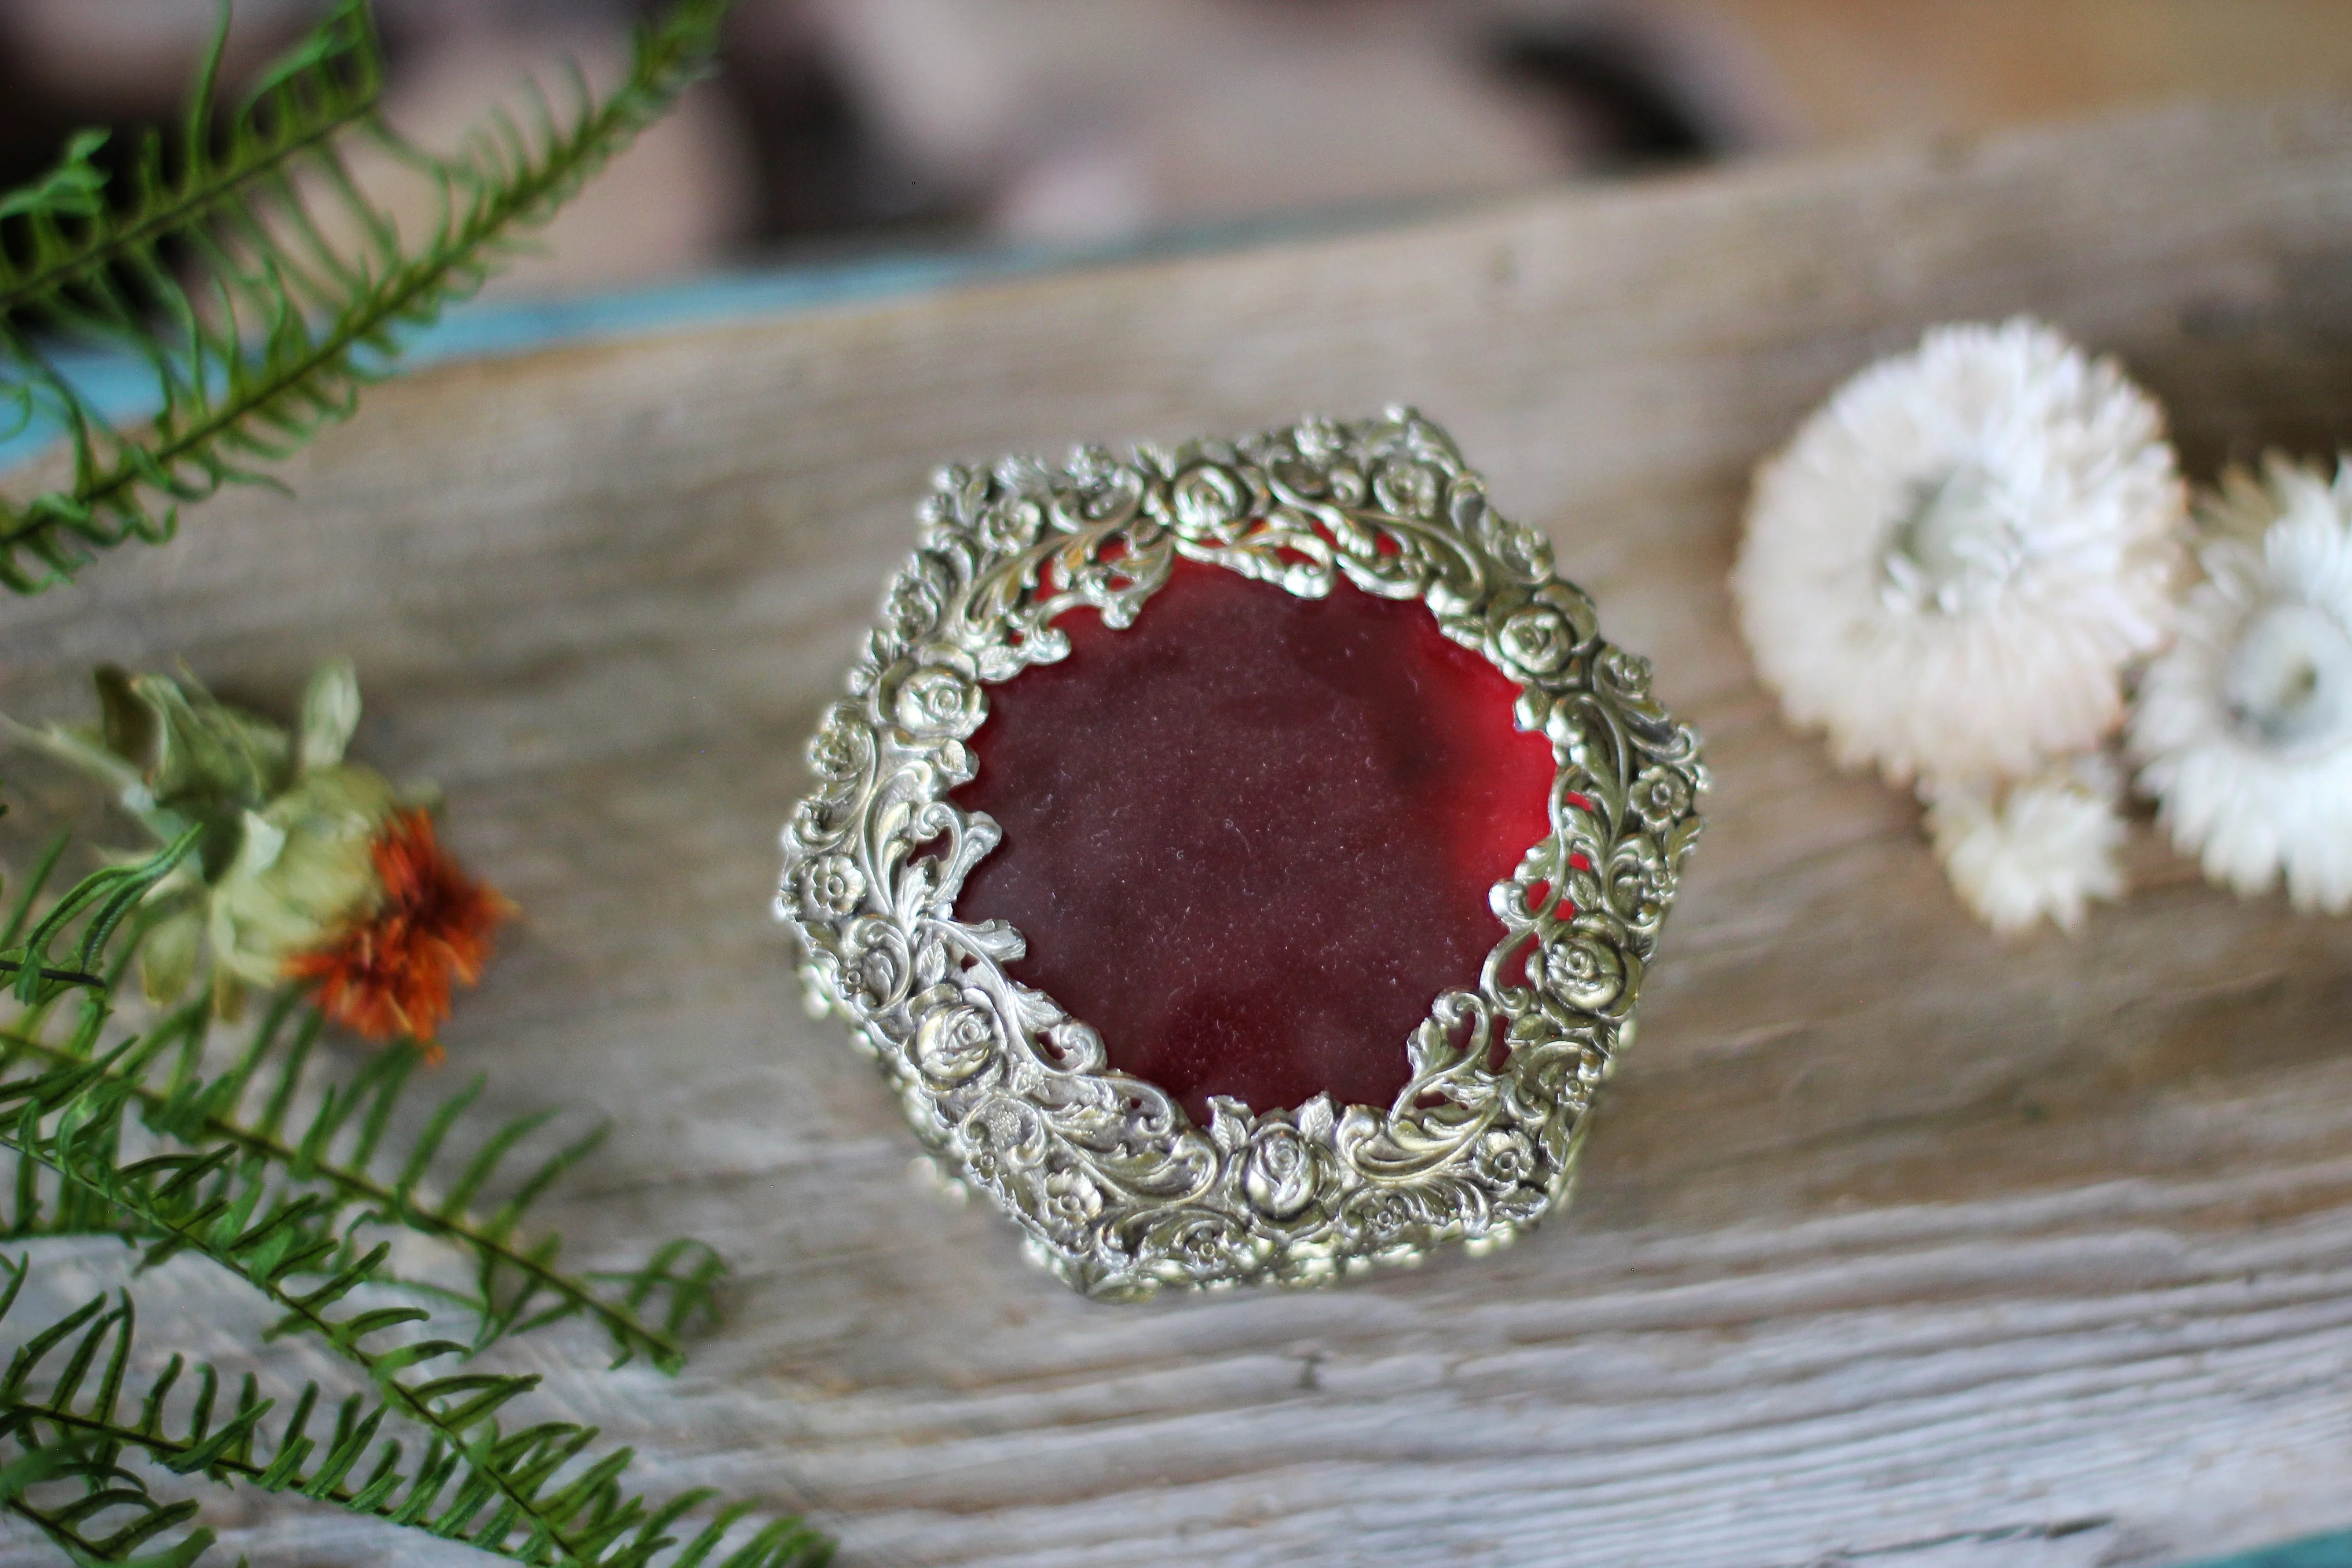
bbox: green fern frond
[0,839,722,1368]
[6,1479,216,1568]
[0,830,201,1007]
[0,0,734,593]
[0,1143,801,1567]
[0,1260,832,1568]
[0,835,206,1249]
[0,1009,724,1368]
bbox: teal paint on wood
[2182,1535,2352,1568]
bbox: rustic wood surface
[7,99,2352,1568]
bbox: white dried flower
[1924,756,2127,935]
[2130,454,2352,913]
[1735,318,2185,784]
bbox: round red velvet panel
[951,560,1555,1123]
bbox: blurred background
[5,0,2352,302]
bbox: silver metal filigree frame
[778,408,1705,1300]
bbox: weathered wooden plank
[7,99,2352,1568]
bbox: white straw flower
[1924,756,2127,935]
[1735,318,2185,784]
[2130,454,2352,913]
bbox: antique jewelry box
[779,408,1704,1299]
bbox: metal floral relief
[778,408,1705,1300]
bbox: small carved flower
[799,854,866,919]
[1241,1125,1319,1220]
[1479,510,1550,582]
[806,710,871,782]
[959,1094,1041,1189]
[1066,444,1119,487]
[1507,1034,1586,1101]
[1631,764,1694,832]
[1609,845,1674,927]
[977,499,1042,554]
[884,572,945,645]
[1597,646,1654,699]
[1294,417,1346,461]
[1160,1210,1251,1273]
[1373,459,1441,520]
[892,664,984,738]
[1043,1166,1105,1228]
[1344,1188,1417,1245]
[1538,936,1624,1012]
[914,1000,999,1084]
[1472,1129,1538,1189]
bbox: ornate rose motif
[1490,582,1599,685]
[887,657,985,739]
[1498,607,1573,678]
[1535,936,1624,1013]
[913,996,1000,1084]
[777,409,1705,1300]
[1171,462,1250,542]
[1240,1125,1319,1220]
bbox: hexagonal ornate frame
[778,408,1704,1300]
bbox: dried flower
[209,764,402,989]
[6,659,511,1047]
[2130,455,2352,912]
[284,809,513,1059]
[1735,318,2185,784]
[1923,757,2127,935]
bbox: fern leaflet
[0,1259,832,1568]
[0,0,734,593]
[0,841,723,1368]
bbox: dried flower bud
[7,658,512,1054]
[208,763,402,989]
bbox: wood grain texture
[7,99,2352,1568]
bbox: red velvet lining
[953,560,1555,1122]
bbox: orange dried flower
[284,809,514,1062]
